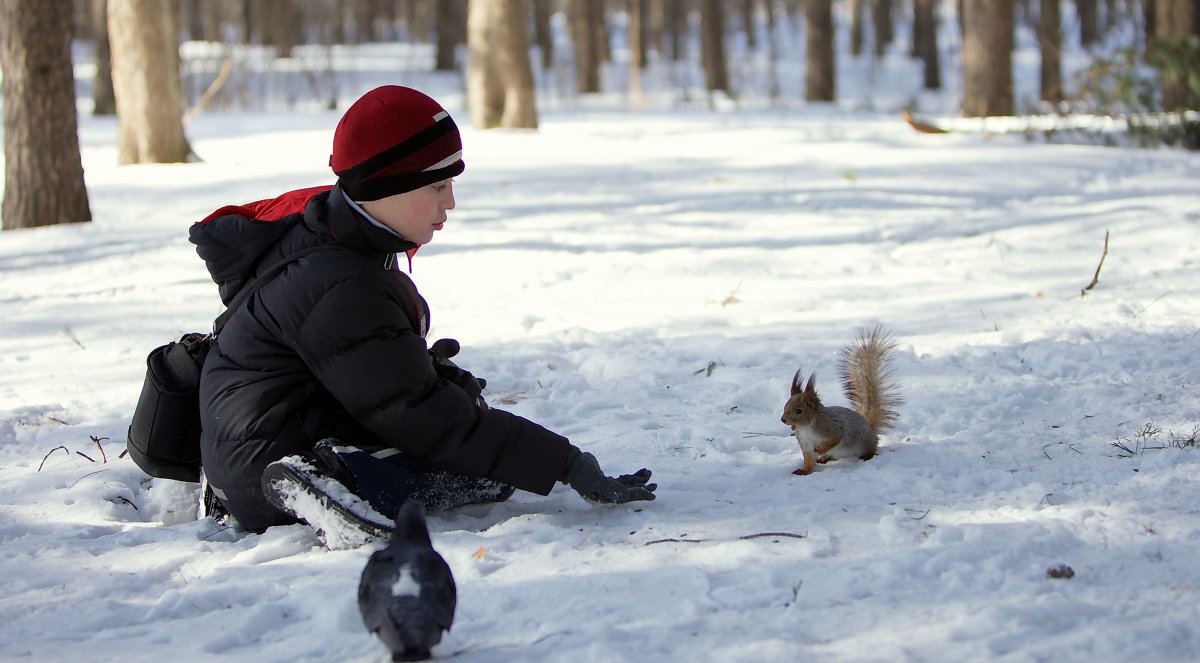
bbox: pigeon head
[393,500,433,547]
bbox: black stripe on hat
[335,115,460,182]
[342,159,465,202]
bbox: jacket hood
[190,184,418,305]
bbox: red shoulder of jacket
[198,184,334,224]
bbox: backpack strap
[213,244,333,336]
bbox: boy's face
[360,179,455,245]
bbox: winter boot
[197,469,231,525]
[261,444,394,550]
[263,439,517,549]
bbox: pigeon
[358,500,456,662]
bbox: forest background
[2,0,1200,231]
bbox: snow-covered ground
[3,14,1200,663]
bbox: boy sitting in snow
[189,86,655,544]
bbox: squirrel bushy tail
[838,325,902,434]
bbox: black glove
[562,448,656,505]
[429,338,487,406]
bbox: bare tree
[1077,0,1098,47]
[570,0,602,93]
[435,0,468,70]
[1155,0,1198,110]
[183,0,222,42]
[630,0,646,105]
[850,0,865,56]
[872,0,894,57]
[532,0,554,69]
[805,0,835,101]
[108,0,193,164]
[466,0,537,128]
[0,0,92,230]
[663,0,686,60]
[663,0,687,61]
[741,0,758,50]
[257,0,302,58]
[91,0,116,116]
[699,0,729,93]
[1040,0,1063,103]
[913,0,940,89]
[630,0,648,69]
[591,0,610,63]
[961,0,1014,116]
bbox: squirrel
[781,325,902,476]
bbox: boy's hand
[563,451,656,505]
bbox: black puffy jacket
[189,184,572,531]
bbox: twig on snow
[69,469,109,489]
[90,436,109,463]
[38,446,69,471]
[1134,291,1173,317]
[643,532,806,546]
[1081,230,1109,296]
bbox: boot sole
[261,460,393,549]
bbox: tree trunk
[435,0,468,70]
[0,0,92,230]
[630,0,648,69]
[258,0,301,58]
[630,0,645,106]
[466,0,537,128]
[108,0,193,164]
[91,0,116,115]
[913,0,940,89]
[961,0,1014,116]
[805,0,835,101]
[570,0,602,93]
[850,0,864,55]
[872,0,894,57]
[742,0,758,50]
[183,0,221,41]
[591,0,610,63]
[1077,0,1098,46]
[1040,0,1063,102]
[406,0,434,41]
[699,0,729,92]
[532,0,554,68]
[1144,0,1157,46]
[664,0,686,60]
[1155,0,1198,110]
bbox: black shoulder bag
[127,245,331,482]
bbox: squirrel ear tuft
[804,373,817,394]
[791,369,804,394]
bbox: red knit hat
[330,86,465,202]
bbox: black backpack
[127,245,330,482]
